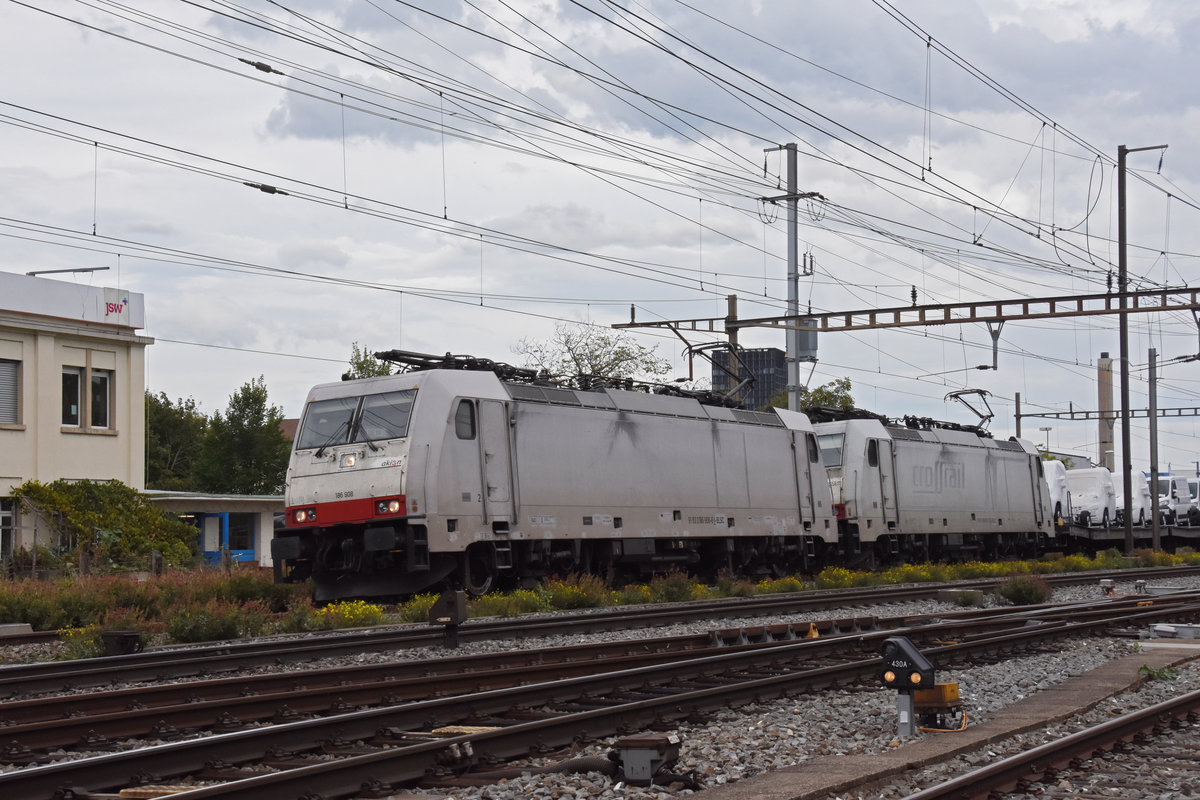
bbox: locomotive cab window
[867,439,879,467]
[297,389,418,450]
[806,433,820,463]
[296,396,359,450]
[354,389,416,443]
[817,433,844,467]
[454,400,476,440]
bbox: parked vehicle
[1151,473,1196,525]
[1114,468,1153,527]
[1065,467,1117,528]
[1043,459,1071,528]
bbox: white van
[1043,459,1071,527]
[1115,468,1153,527]
[1152,473,1195,525]
[1065,467,1117,528]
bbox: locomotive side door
[1027,454,1046,526]
[796,432,819,527]
[871,438,899,529]
[478,400,514,523]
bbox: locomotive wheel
[464,543,497,597]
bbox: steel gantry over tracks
[615,286,1200,554]
[617,286,1200,336]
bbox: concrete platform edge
[697,644,1200,800]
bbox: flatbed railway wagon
[812,414,1054,564]
[273,364,838,601]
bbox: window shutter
[0,361,16,424]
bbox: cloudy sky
[2,0,1199,472]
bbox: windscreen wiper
[313,421,349,458]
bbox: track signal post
[880,636,935,737]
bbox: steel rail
[2,585,1190,743]
[3,598,1197,799]
[3,590,1198,753]
[0,566,1191,697]
[900,688,1200,799]
[100,603,1200,800]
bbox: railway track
[1,565,1191,696]
[901,687,1200,799]
[2,590,1199,798]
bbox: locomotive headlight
[340,453,357,468]
[293,508,317,524]
[375,498,403,515]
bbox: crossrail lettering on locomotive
[912,461,966,493]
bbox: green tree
[11,479,198,571]
[513,322,671,382]
[145,391,208,490]
[346,341,393,379]
[192,377,291,495]
[768,376,854,411]
[1041,451,1075,469]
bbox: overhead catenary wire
[3,0,1198,447]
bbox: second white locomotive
[812,413,1053,563]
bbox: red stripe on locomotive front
[285,495,406,528]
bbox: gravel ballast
[2,575,1199,798]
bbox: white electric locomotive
[813,413,1053,563]
[273,354,838,601]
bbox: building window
[0,360,17,425]
[91,369,111,428]
[62,363,116,432]
[0,499,13,563]
[227,513,256,551]
[62,367,82,426]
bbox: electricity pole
[1118,143,1167,552]
[1149,347,1160,551]
[763,143,821,411]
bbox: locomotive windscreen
[295,389,417,450]
[355,390,416,442]
[296,396,358,450]
[817,432,844,467]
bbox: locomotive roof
[814,415,1030,452]
[303,368,809,430]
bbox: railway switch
[913,681,964,730]
[613,733,681,787]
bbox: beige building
[0,271,151,558]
